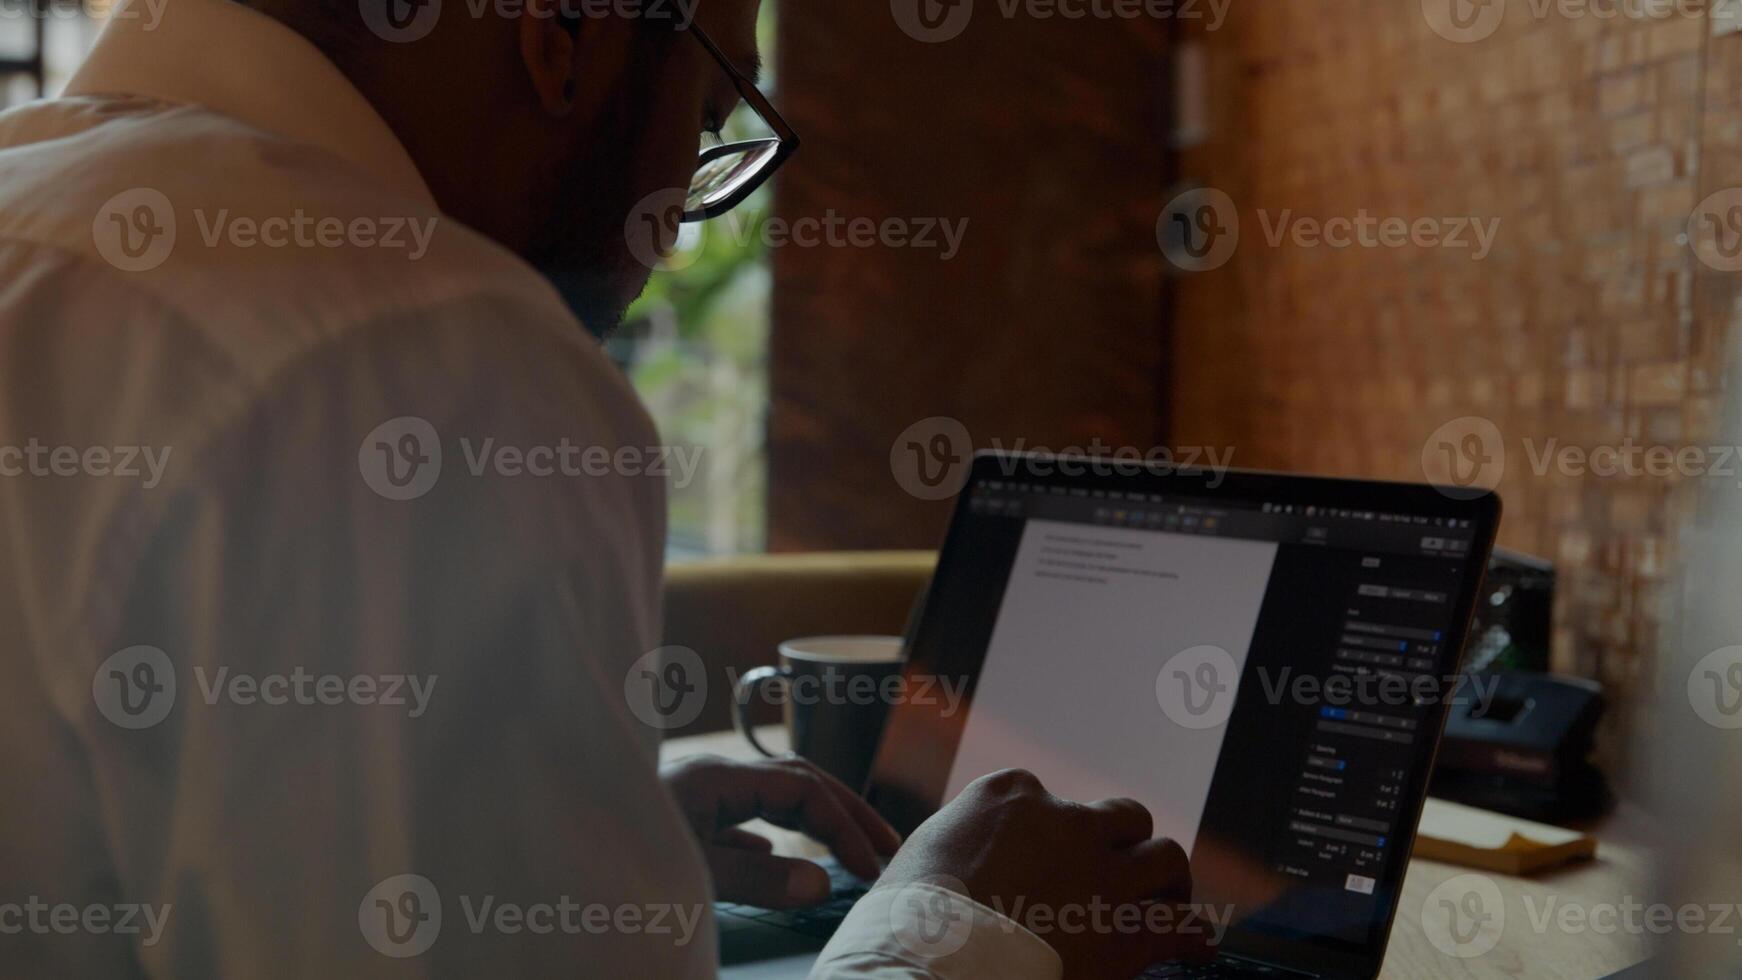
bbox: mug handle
[733,665,793,758]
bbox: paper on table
[1413,796,1597,875]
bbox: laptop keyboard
[720,864,1316,979]
[1141,958,1310,977]
[715,860,872,938]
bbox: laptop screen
[866,455,1499,975]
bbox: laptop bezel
[862,451,1503,980]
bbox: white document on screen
[943,519,1279,854]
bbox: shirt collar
[65,0,435,208]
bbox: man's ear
[520,0,578,116]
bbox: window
[608,4,779,559]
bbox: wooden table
[664,727,1654,979]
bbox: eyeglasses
[681,25,799,224]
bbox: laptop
[720,451,1502,979]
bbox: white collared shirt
[0,2,1058,977]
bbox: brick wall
[1172,0,1738,768]
[768,3,1175,551]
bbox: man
[0,0,1201,976]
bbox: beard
[527,38,675,340]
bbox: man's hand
[879,769,1212,980]
[661,755,902,908]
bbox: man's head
[250,0,765,335]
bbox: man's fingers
[779,758,903,857]
[705,846,831,909]
[716,760,884,880]
[1127,837,1193,902]
[714,827,774,853]
[1085,796,1153,848]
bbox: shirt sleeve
[810,883,1062,980]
